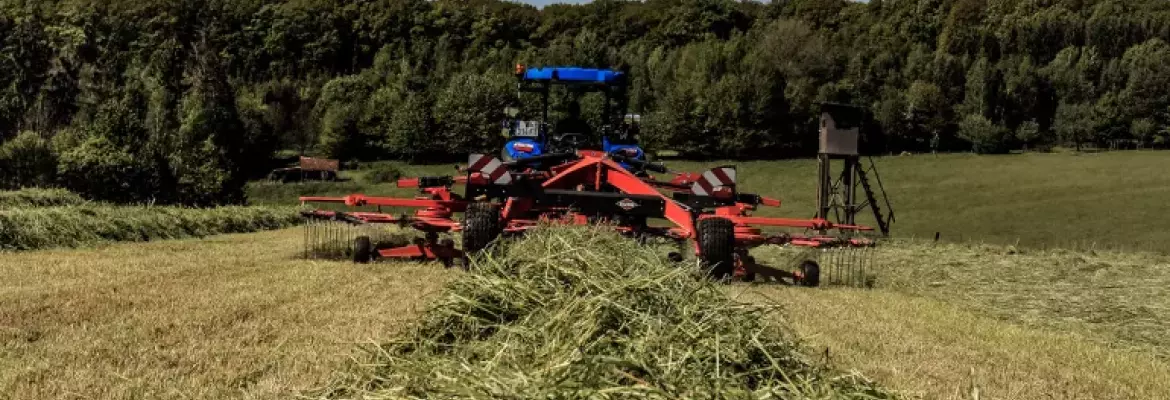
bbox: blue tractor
[501,65,648,172]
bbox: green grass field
[250,151,1170,252]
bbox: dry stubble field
[0,228,452,400]
[740,242,1170,400]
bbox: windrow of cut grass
[0,205,301,251]
[0,188,86,208]
[318,226,896,399]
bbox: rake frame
[299,151,880,286]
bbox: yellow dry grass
[738,286,1170,400]
[0,228,453,400]
[735,239,1170,400]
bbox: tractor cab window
[553,102,592,138]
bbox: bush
[320,226,894,398]
[958,114,1010,154]
[1016,120,1041,150]
[1131,118,1157,146]
[0,188,86,208]
[56,135,158,204]
[0,131,57,190]
[0,205,301,251]
[362,163,403,184]
[431,71,513,156]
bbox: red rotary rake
[300,150,878,286]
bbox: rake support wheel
[697,217,735,280]
[463,203,502,255]
[799,260,821,287]
[353,235,373,264]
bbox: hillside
[6,0,1170,206]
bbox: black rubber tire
[741,255,757,282]
[353,236,373,264]
[697,217,736,279]
[463,203,502,254]
[799,260,821,287]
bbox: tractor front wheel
[697,217,735,280]
[463,203,502,255]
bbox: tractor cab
[504,65,647,170]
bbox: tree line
[3,0,1170,204]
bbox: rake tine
[834,247,842,285]
[828,247,835,286]
[847,248,854,286]
[828,247,836,286]
[856,246,865,284]
[847,246,856,284]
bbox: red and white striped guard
[467,154,513,185]
[691,166,736,196]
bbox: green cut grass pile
[0,205,301,251]
[318,225,896,399]
[0,188,86,208]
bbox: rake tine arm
[733,216,875,233]
[397,176,468,188]
[830,223,876,232]
[299,196,348,206]
[732,217,834,230]
[644,179,692,193]
[757,196,782,207]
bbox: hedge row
[0,188,86,209]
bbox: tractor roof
[518,66,625,85]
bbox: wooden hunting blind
[814,102,893,236]
[818,102,863,156]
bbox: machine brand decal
[616,198,639,211]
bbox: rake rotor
[295,151,886,288]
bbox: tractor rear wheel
[697,217,735,280]
[799,260,821,287]
[463,203,502,255]
[353,235,373,264]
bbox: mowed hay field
[4,150,1167,399]
[739,242,1170,400]
[0,228,452,399]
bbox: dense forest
[3,0,1170,204]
